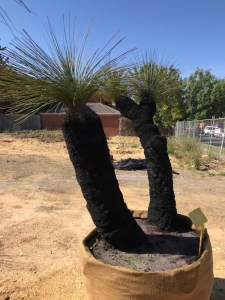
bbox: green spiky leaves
[0,17,134,121]
[128,51,182,104]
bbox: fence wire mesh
[174,118,225,157]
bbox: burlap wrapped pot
[79,211,214,300]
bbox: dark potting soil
[91,219,204,272]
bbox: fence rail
[174,118,225,157]
[0,114,41,131]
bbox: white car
[203,126,215,136]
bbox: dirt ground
[0,134,225,300]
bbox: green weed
[218,172,225,176]
[131,144,139,148]
[120,256,139,271]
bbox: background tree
[210,79,225,118]
[153,67,186,127]
[184,68,219,120]
[0,44,6,63]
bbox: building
[40,103,121,137]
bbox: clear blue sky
[1,0,225,78]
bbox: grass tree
[116,52,182,232]
[0,1,32,32]
[0,18,146,250]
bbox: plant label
[188,208,208,257]
[188,207,208,229]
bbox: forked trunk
[116,96,177,232]
[62,105,146,250]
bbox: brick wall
[40,114,64,130]
[99,115,120,137]
[40,114,120,137]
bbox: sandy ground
[0,134,225,300]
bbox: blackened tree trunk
[116,96,177,232]
[62,105,146,250]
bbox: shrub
[167,136,202,169]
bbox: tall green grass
[167,136,202,169]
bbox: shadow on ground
[211,277,225,300]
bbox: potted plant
[79,54,214,300]
[0,21,213,300]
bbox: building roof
[86,103,120,115]
[40,103,121,115]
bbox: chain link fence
[174,118,225,157]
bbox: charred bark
[62,106,146,250]
[116,96,177,232]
